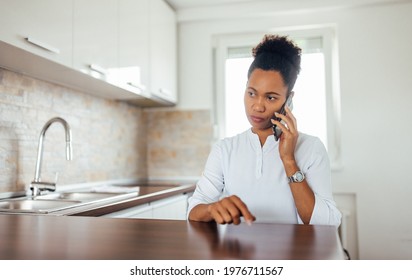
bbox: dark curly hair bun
[248,34,302,91]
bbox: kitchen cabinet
[151,194,190,220]
[0,0,72,67]
[102,193,190,220]
[72,0,177,102]
[73,0,117,79]
[0,0,177,106]
[116,0,150,95]
[149,0,178,103]
[116,0,177,103]
[102,202,153,219]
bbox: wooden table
[0,214,345,259]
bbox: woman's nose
[253,97,265,112]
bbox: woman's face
[244,69,289,132]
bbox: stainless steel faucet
[30,117,72,197]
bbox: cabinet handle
[127,82,147,93]
[150,92,175,106]
[25,37,60,54]
[88,64,107,75]
[159,88,171,96]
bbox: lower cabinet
[102,193,191,220]
[151,195,190,220]
[103,202,153,219]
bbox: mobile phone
[272,94,294,141]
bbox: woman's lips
[250,115,265,123]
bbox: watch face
[296,172,304,181]
[289,171,305,183]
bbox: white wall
[176,1,412,259]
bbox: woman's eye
[267,95,277,101]
[248,91,255,97]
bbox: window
[214,29,342,169]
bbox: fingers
[229,195,256,224]
[285,106,297,131]
[208,195,256,225]
[272,106,298,162]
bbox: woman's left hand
[271,106,298,162]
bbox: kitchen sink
[0,182,186,215]
[111,182,182,188]
[0,189,139,214]
[0,199,81,214]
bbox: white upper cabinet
[72,0,117,79]
[117,0,177,103]
[0,0,73,67]
[116,0,150,96]
[0,0,177,106]
[149,0,177,103]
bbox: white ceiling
[165,0,256,10]
[166,0,407,22]
[166,0,406,11]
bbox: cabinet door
[102,194,190,220]
[0,0,72,67]
[102,203,152,219]
[151,194,189,220]
[73,0,117,79]
[149,0,177,102]
[115,0,150,94]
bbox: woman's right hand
[207,195,256,225]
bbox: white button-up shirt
[188,129,342,226]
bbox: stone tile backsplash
[145,110,213,178]
[0,68,213,194]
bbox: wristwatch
[288,170,305,183]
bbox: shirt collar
[247,128,278,152]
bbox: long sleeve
[187,142,225,216]
[297,137,342,226]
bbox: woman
[188,34,341,226]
